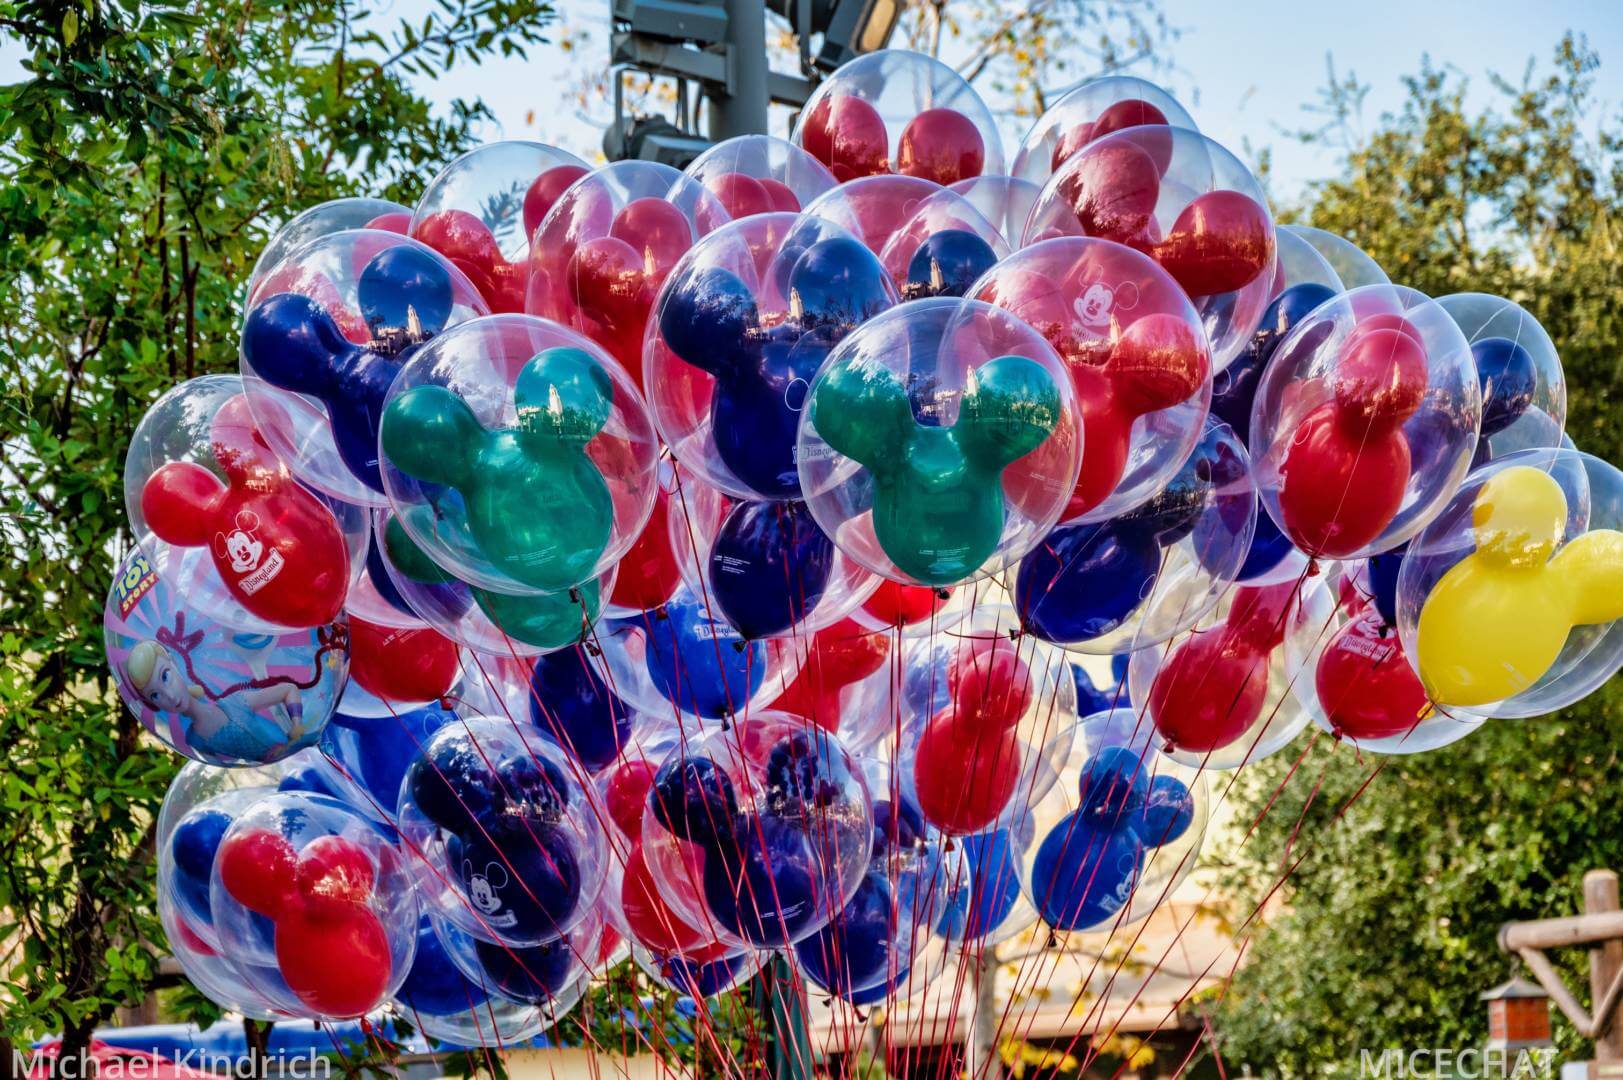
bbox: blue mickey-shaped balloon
[448,812,581,941]
[1071,662,1128,716]
[171,807,232,930]
[1213,282,1337,446]
[528,647,633,774]
[650,755,739,849]
[658,235,893,498]
[709,500,835,639]
[1472,337,1537,437]
[396,917,489,1017]
[1078,745,1149,827]
[642,599,765,720]
[322,706,456,817]
[1138,775,1195,848]
[277,762,343,800]
[243,244,455,492]
[903,229,999,300]
[1029,813,1144,932]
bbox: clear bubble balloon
[1023,708,1209,932]
[949,175,1042,249]
[1279,225,1388,289]
[397,717,609,947]
[640,715,873,949]
[1014,416,1257,654]
[378,314,659,599]
[646,212,896,500]
[242,229,492,506]
[1249,284,1483,560]
[1396,447,1623,720]
[1026,126,1277,372]
[891,605,1080,836]
[798,297,1083,587]
[969,236,1212,523]
[1270,226,1344,296]
[1011,75,1197,190]
[410,140,590,313]
[684,134,837,217]
[1437,293,1566,462]
[792,49,1004,184]
[124,374,369,631]
[157,762,286,947]
[526,161,730,392]
[105,548,347,766]
[248,197,411,300]
[159,889,287,1021]
[209,791,420,1019]
[1130,575,1335,768]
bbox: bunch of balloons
[114,48,1621,1048]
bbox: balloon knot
[584,640,602,657]
[1306,559,1322,577]
[935,588,952,600]
[1046,931,1060,949]
[732,640,747,653]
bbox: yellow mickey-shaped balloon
[1417,465,1623,707]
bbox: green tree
[0,0,553,1068]
[1212,34,1623,1077]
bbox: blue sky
[376,0,1623,201]
[2,0,1618,200]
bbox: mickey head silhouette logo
[463,859,510,915]
[214,511,265,574]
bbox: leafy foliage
[1212,34,1623,1077]
[0,0,553,1061]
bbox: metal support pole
[756,953,813,1079]
[708,0,770,138]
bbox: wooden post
[1585,870,1623,1063]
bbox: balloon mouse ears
[514,347,615,450]
[813,353,1061,473]
[244,243,457,397]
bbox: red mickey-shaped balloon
[769,619,890,733]
[349,618,459,704]
[1148,581,1299,753]
[140,394,348,628]
[1050,98,1174,175]
[1277,315,1429,556]
[220,828,392,1017]
[800,95,890,181]
[1154,190,1274,298]
[896,108,986,185]
[1315,606,1429,741]
[705,173,775,219]
[605,758,657,837]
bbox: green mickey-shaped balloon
[382,517,602,650]
[808,354,1061,585]
[381,346,615,593]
